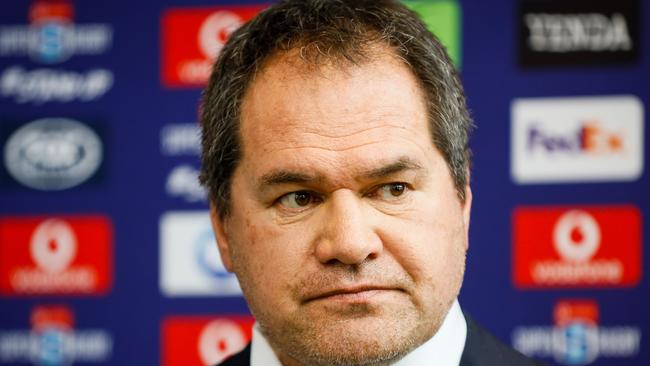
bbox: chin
[285,325,424,366]
[261,309,436,366]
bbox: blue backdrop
[0,1,647,365]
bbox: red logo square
[0,216,113,295]
[513,205,642,288]
[161,6,267,87]
[162,315,254,366]
[554,299,599,326]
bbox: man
[199,1,543,365]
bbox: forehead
[238,48,434,179]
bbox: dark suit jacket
[217,315,545,366]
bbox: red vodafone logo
[198,11,242,59]
[553,210,601,263]
[30,219,78,273]
[162,315,253,366]
[161,5,267,87]
[513,206,641,288]
[198,319,249,364]
[0,216,112,295]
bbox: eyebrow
[361,157,423,180]
[259,171,317,188]
[257,156,423,190]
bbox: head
[200,0,473,365]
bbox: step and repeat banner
[0,0,647,365]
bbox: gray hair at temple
[199,0,474,218]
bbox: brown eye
[280,191,314,208]
[294,191,312,206]
[389,183,405,196]
[377,183,407,200]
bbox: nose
[313,190,383,265]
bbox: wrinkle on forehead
[238,46,434,186]
[278,108,406,139]
[260,123,419,155]
[240,47,427,137]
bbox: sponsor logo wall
[510,0,646,364]
[1,0,648,365]
[1,1,119,365]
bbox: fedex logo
[512,300,641,365]
[511,96,643,183]
[527,121,623,154]
[0,216,112,295]
[513,206,642,288]
[162,315,254,366]
[161,5,267,87]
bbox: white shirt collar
[250,298,467,366]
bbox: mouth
[304,286,402,304]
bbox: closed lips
[304,286,402,303]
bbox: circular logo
[30,21,73,64]
[197,320,247,365]
[198,11,243,59]
[4,118,103,191]
[553,322,599,365]
[30,219,77,273]
[32,327,74,366]
[194,228,230,278]
[553,210,601,263]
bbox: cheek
[378,202,466,282]
[229,217,309,297]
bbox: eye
[279,191,318,209]
[376,182,408,200]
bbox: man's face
[211,48,472,366]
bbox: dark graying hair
[200,0,473,218]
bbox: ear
[209,203,234,272]
[461,183,472,250]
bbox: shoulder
[460,314,546,366]
[215,344,251,366]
